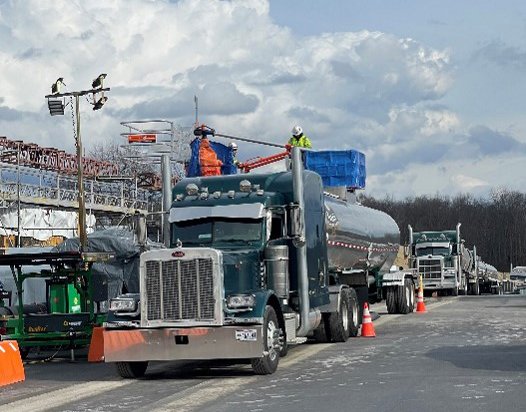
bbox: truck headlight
[226,294,256,309]
[110,298,137,312]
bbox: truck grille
[144,258,216,322]
[418,259,442,279]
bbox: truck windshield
[172,218,263,247]
[416,247,449,257]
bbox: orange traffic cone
[360,302,376,337]
[416,275,427,313]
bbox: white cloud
[0,0,522,197]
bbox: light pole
[45,75,110,251]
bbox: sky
[0,0,525,199]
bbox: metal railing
[0,162,148,213]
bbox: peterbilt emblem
[172,251,185,258]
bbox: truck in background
[103,145,415,378]
[407,223,478,296]
[477,260,501,294]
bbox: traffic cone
[360,302,376,337]
[416,275,427,313]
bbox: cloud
[472,40,526,70]
[0,0,522,198]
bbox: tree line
[359,189,526,272]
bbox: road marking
[148,344,332,412]
[149,300,457,411]
[2,380,133,412]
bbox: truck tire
[459,281,468,295]
[347,288,360,337]
[313,314,330,343]
[116,361,149,379]
[451,287,459,296]
[386,287,398,314]
[251,305,280,375]
[473,281,480,295]
[397,279,414,314]
[328,289,351,342]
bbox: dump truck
[408,224,478,295]
[103,146,414,378]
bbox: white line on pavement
[2,380,133,412]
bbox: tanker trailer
[324,194,416,314]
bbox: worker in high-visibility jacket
[288,125,312,148]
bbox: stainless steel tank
[460,247,474,272]
[324,195,400,273]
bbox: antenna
[194,95,199,127]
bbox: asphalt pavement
[1,295,525,412]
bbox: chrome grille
[145,257,215,322]
[418,259,442,279]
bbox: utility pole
[16,142,21,248]
[45,75,110,251]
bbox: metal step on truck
[103,128,415,377]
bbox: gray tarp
[0,229,163,309]
[54,228,163,302]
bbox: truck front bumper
[422,279,457,290]
[103,326,264,362]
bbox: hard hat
[292,125,303,137]
[229,142,238,150]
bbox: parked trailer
[103,146,415,378]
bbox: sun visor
[169,203,265,223]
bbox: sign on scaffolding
[128,134,157,144]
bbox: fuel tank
[324,194,400,273]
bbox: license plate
[235,329,257,341]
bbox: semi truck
[477,260,501,294]
[103,147,415,378]
[408,224,478,295]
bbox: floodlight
[93,96,108,111]
[47,98,65,116]
[92,73,107,89]
[51,78,66,95]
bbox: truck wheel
[473,281,480,296]
[397,279,414,314]
[386,287,398,314]
[459,281,468,295]
[328,289,351,342]
[347,288,360,337]
[451,287,459,296]
[251,305,280,375]
[116,361,149,379]
[313,314,330,343]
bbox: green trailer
[0,251,109,359]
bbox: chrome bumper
[103,326,264,362]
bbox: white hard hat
[229,142,238,149]
[292,125,303,137]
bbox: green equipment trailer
[0,251,109,359]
